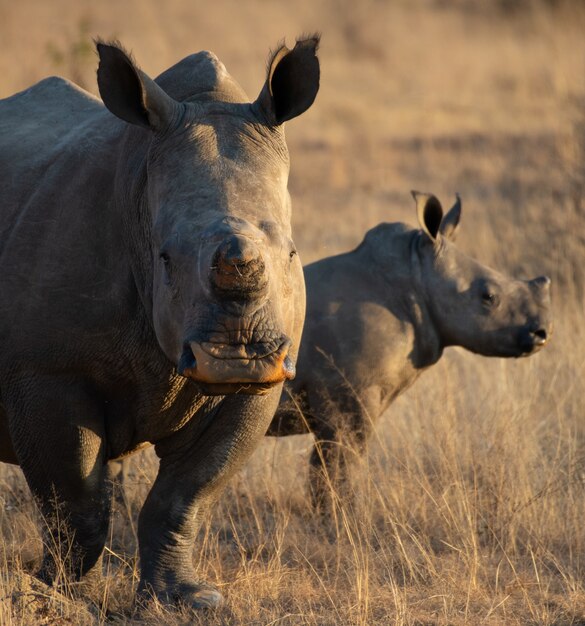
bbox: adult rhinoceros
[0,36,319,608]
[267,192,552,509]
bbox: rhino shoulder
[355,222,418,282]
[361,222,413,258]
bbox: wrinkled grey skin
[267,192,552,508]
[0,37,319,608]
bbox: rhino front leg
[4,376,111,582]
[137,390,280,609]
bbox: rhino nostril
[177,343,197,376]
[532,328,547,345]
[531,275,551,291]
[283,354,296,380]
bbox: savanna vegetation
[1,0,585,623]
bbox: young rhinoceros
[267,192,552,507]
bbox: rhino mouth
[177,337,295,395]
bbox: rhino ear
[439,194,462,241]
[97,42,179,131]
[412,191,444,242]
[256,35,320,125]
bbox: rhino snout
[210,234,268,298]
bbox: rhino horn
[529,275,552,303]
[256,35,320,125]
[210,234,268,298]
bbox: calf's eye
[482,291,499,308]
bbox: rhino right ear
[439,194,462,241]
[256,35,320,125]
[412,191,444,242]
[97,42,179,131]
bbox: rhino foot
[136,580,224,613]
[176,584,224,610]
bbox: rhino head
[412,191,552,357]
[96,38,320,394]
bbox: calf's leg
[308,387,378,513]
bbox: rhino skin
[0,36,319,608]
[267,192,552,509]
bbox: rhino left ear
[97,41,179,131]
[439,194,462,241]
[256,35,320,125]
[412,191,443,242]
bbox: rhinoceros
[0,37,319,608]
[267,192,552,508]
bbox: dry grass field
[1,0,585,623]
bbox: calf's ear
[97,41,179,131]
[439,194,462,241]
[412,191,443,242]
[256,35,320,125]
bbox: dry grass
[2,0,585,623]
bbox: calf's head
[412,192,552,357]
[97,38,320,393]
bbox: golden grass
[2,0,585,623]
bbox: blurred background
[1,1,585,624]
[1,0,583,270]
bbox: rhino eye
[160,252,170,265]
[289,248,297,261]
[482,290,499,308]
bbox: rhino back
[0,77,113,179]
[294,224,437,401]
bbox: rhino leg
[137,391,279,610]
[4,376,111,582]
[265,386,312,436]
[308,386,378,512]
[0,403,18,463]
